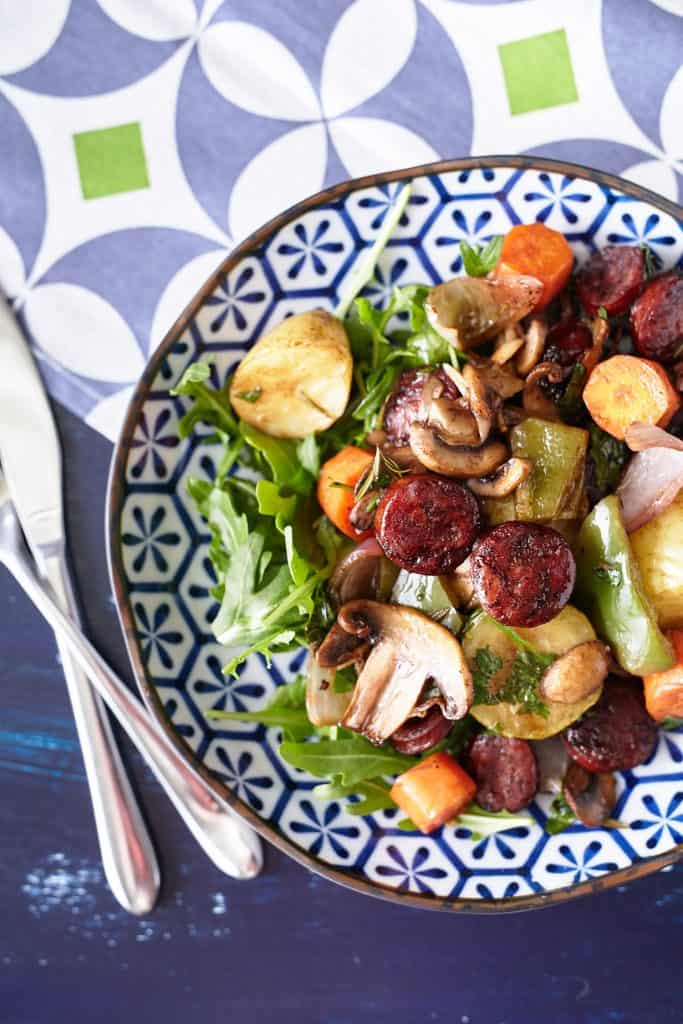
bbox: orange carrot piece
[644,630,683,721]
[496,223,574,310]
[583,354,681,440]
[317,446,374,540]
[390,752,477,834]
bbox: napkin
[0,0,680,441]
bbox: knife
[0,293,160,914]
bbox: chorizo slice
[562,679,658,772]
[470,521,576,628]
[374,474,480,575]
[630,272,683,362]
[466,733,537,813]
[575,245,644,317]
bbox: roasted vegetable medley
[172,200,683,838]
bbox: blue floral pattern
[287,800,360,860]
[276,219,344,280]
[121,506,181,573]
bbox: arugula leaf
[279,736,417,787]
[171,360,237,439]
[312,777,396,816]
[545,794,576,835]
[456,804,533,838]
[207,676,313,740]
[641,243,658,280]
[332,664,357,694]
[459,236,503,277]
[296,434,321,478]
[588,423,629,494]
[239,422,314,496]
[335,182,412,319]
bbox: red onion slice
[618,447,683,532]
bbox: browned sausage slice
[562,679,658,772]
[544,320,593,367]
[575,245,644,317]
[382,368,460,445]
[391,706,453,755]
[470,521,575,628]
[466,733,537,813]
[374,474,480,575]
[630,272,683,362]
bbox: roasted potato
[462,606,602,739]
[230,310,352,439]
[631,491,683,629]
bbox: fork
[0,470,262,880]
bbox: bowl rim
[106,154,683,913]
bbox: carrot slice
[390,752,477,834]
[317,446,374,540]
[496,223,574,310]
[583,354,681,440]
[643,630,683,721]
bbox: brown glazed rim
[107,155,683,913]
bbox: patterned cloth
[1,0,681,441]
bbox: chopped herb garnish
[236,388,262,403]
[459,236,503,277]
[545,795,576,835]
[597,306,608,321]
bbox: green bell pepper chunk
[511,417,588,521]
[575,495,674,675]
[391,570,463,634]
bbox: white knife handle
[41,548,161,915]
[3,525,262,880]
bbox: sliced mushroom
[516,317,548,376]
[492,326,525,365]
[409,423,508,478]
[522,361,565,421]
[463,363,495,443]
[539,641,609,704]
[426,274,543,351]
[465,355,524,401]
[381,444,425,472]
[317,622,370,670]
[563,762,617,828]
[581,314,608,376]
[532,736,569,795]
[467,457,532,498]
[421,376,481,446]
[331,599,472,744]
[305,655,352,728]
[329,538,384,608]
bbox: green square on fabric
[498,29,578,116]
[73,122,150,199]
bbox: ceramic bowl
[108,156,683,912]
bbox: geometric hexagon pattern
[113,163,683,907]
[1,0,682,444]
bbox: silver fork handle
[41,548,160,915]
[5,541,262,880]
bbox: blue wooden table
[2,403,682,1024]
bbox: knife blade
[0,293,160,913]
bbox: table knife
[0,294,161,914]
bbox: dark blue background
[1,404,682,1023]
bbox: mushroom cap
[563,762,617,828]
[539,641,610,704]
[333,599,473,744]
[467,457,532,498]
[408,424,508,478]
[426,275,543,351]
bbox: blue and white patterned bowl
[108,157,683,912]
